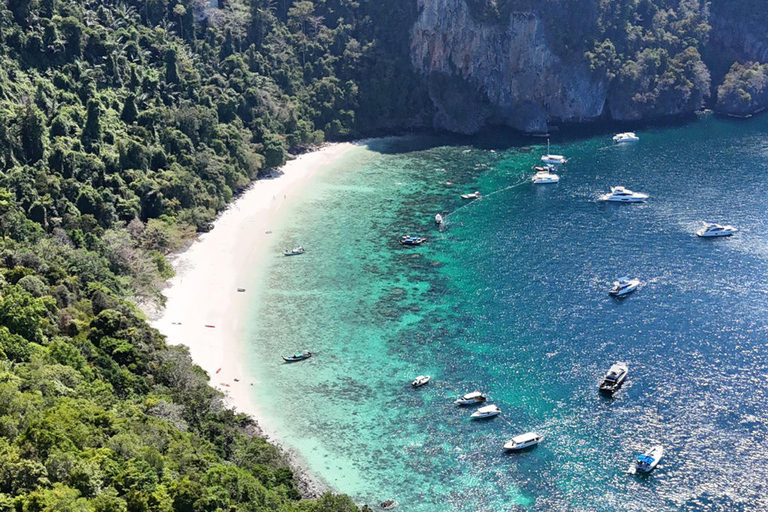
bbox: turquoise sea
[244,114,768,511]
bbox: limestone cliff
[410,0,607,133]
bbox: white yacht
[411,375,431,388]
[504,432,544,451]
[599,362,629,395]
[470,404,501,419]
[455,391,487,405]
[633,445,664,473]
[600,186,648,202]
[532,169,560,184]
[613,132,639,143]
[696,222,737,237]
[435,213,444,226]
[461,191,481,200]
[609,277,640,296]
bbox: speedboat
[470,404,501,419]
[609,277,640,296]
[461,191,481,199]
[600,186,648,202]
[532,169,560,184]
[633,445,664,473]
[455,391,487,405]
[504,432,544,451]
[411,375,431,388]
[696,222,737,237]
[284,246,305,256]
[282,351,311,362]
[380,500,398,510]
[613,132,639,143]
[435,213,444,225]
[599,362,628,395]
[400,235,427,246]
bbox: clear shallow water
[245,116,768,511]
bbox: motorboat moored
[613,132,639,143]
[400,235,427,246]
[412,375,431,388]
[461,191,481,200]
[599,362,629,395]
[455,391,487,405]
[696,222,737,237]
[380,500,398,510]
[600,186,648,202]
[282,351,312,362]
[504,432,544,451]
[609,277,640,296]
[435,213,444,225]
[470,404,501,419]
[532,169,560,184]
[633,445,664,473]
[284,246,305,256]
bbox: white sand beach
[151,143,356,421]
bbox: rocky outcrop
[410,0,606,134]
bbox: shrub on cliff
[716,62,768,116]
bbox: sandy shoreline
[150,142,357,496]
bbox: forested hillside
[0,0,421,510]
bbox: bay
[245,114,768,511]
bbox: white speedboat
[455,391,487,405]
[599,362,628,395]
[696,222,737,237]
[461,191,481,200]
[613,132,639,143]
[435,213,444,225]
[470,404,501,419]
[609,277,640,296]
[633,445,664,473]
[532,169,560,184]
[504,432,544,451]
[600,186,648,202]
[411,375,431,388]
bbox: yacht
[411,375,431,388]
[435,213,444,226]
[613,132,640,143]
[599,362,629,395]
[600,186,648,202]
[282,351,312,362]
[504,432,544,451]
[633,445,664,473]
[461,191,481,199]
[284,246,305,256]
[400,235,427,246]
[455,391,487,405]
[532,169,560,184]
[609,277,640,296]
[696,222,737,237]
[470,404,501,419]
[379,500,398,510]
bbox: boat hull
[504,439,542,451]
[609,283,639,296]
[696,230,735,237]
[602,196,647,203]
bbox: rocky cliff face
[410,0,607,134]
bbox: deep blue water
[246,114,768,511]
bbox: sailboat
[541,139,567,165]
